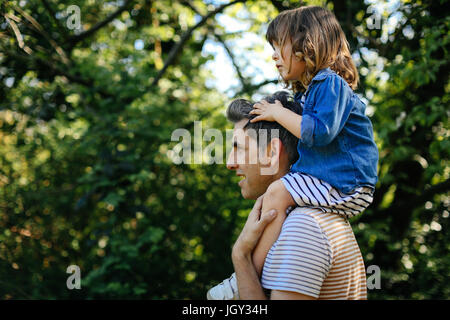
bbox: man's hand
[231,197,317,300]
[249,100,283,123]
[232,195,278,259]
[231,195,277,300]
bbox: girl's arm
[250,100,302,138]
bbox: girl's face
[271,40,305,81]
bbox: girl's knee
[265,180,290,204]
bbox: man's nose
[226,150,238,170]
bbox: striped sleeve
[261,209,332,298]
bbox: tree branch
[13,6,70,64]
[67,0,134,50]
[212,31,248,89]
[179,0,204,16]
[5,49,113,100]
[151,0,246,86]
[269,0,298,12]
[235,79,278,96]
[41,0,70,42]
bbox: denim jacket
[291,68,379,193]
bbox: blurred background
[0,0,448,299]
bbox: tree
[0,0,448,299]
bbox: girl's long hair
[267,6,359,92]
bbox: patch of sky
[202,11,281,98]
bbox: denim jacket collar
[294,68,335,101]
[294,68,334,101]
[311,68,334,83]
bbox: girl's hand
[249,100,283,123]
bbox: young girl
[207,6,378,300]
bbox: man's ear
[259,138,282,176]
[269,138,282,159]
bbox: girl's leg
[252,179,296,277]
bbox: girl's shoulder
[308,69,353,98]
[311,68,335,82]
[304,69,357,107]
[310,68,347,88]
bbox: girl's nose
[272,51,279,61]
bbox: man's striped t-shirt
[261,207,367,299]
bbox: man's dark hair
[226,91,302,165]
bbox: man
[220,91,367,300]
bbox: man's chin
[240,186,258,200]
[241,190,253,200]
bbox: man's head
[226,91,301,199]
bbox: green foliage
[0,0,448,299]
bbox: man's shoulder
[265,207,366,300]
[287,207,349,225]
[280,207,333,249]
[285,207,353,239]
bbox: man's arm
[231,196,317,300]
[271,290,317,300]
[231,196,273,300]
[232,247,267,300]
[232,250,316,300]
